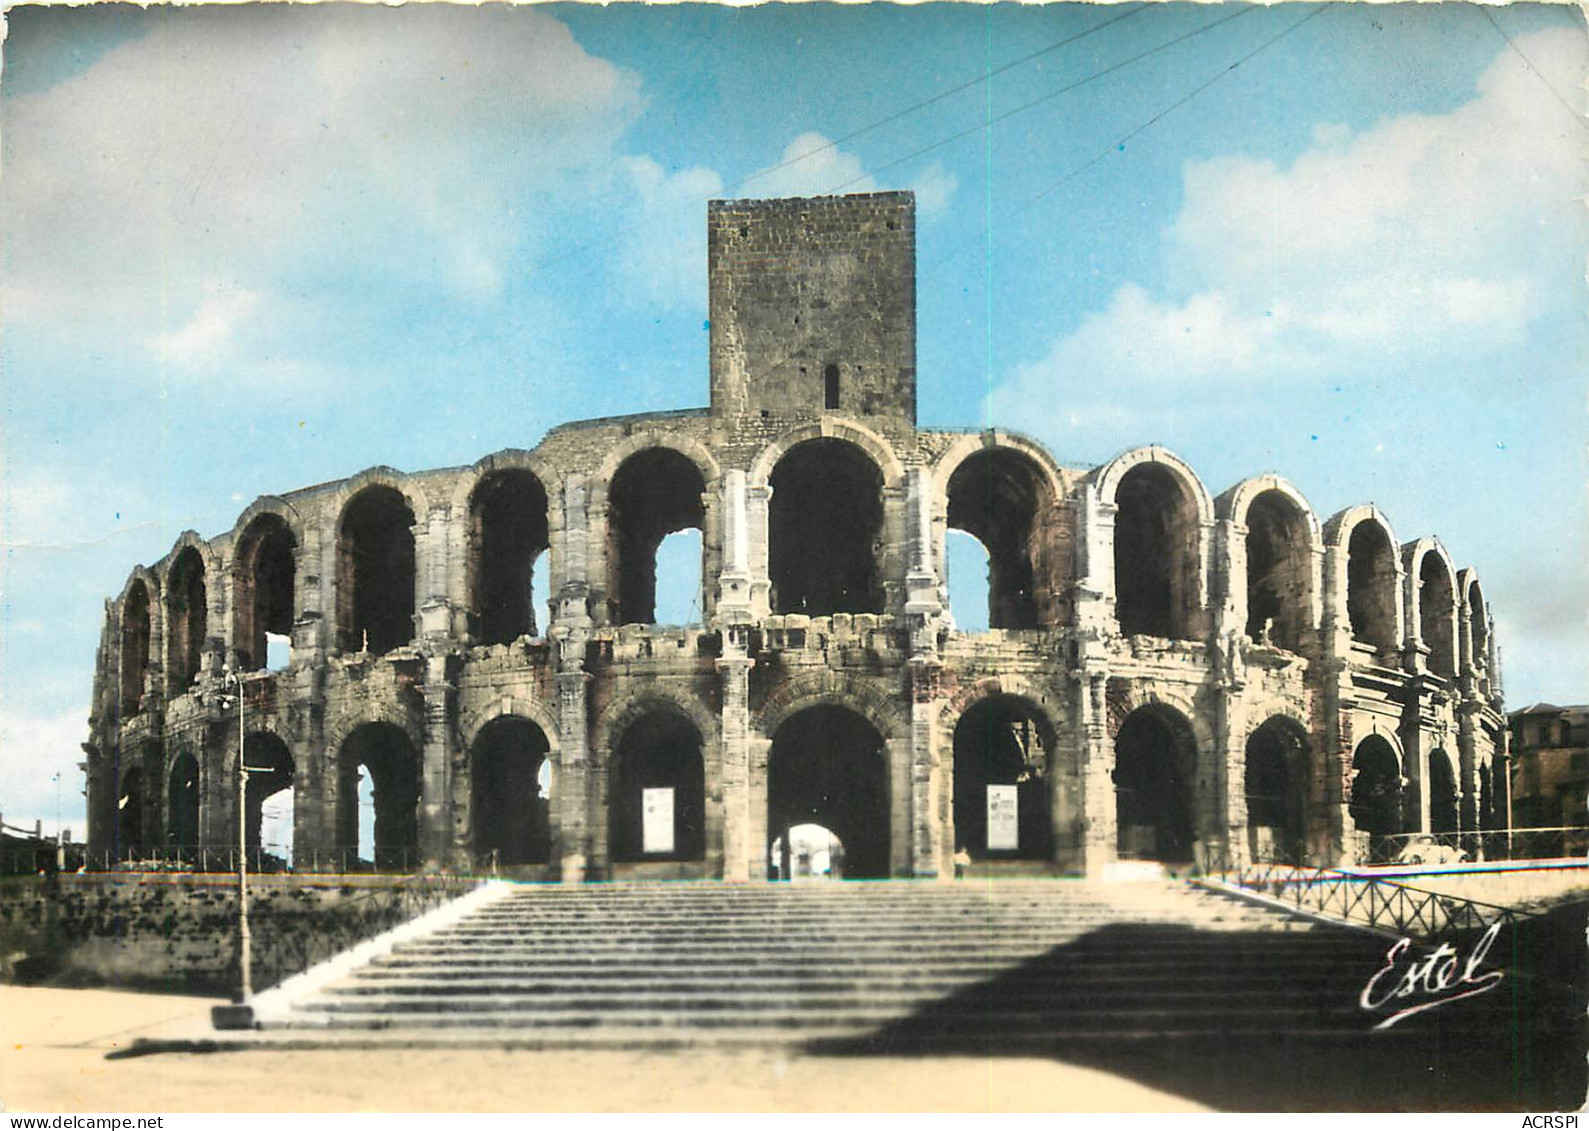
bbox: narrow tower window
[824,364,840,410]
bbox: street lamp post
[212,667,257,1029]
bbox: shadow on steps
[804,919,1587,1112]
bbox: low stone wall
[0,871,478,996]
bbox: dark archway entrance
[469,469,550,645]
[338,486,416,656]
[607,449,706,626]
[1114,465,1199,641]
[234,514,296,672]
[337,723,421,870]
[1346,522,1398,654]
[1113,705,1197,863]
[952,697,1052,862]
[121,581,152,716]
[167,546,208,694]
[245,732,295,869]
[1244,490,1311,651]
[1429,748,1458,835]
[946,449,1050,630]
[166,751,200,856]
[1244,717,1309,864]
[117,763,146,860]
[609,709,705,863]
[768,440,883,616]
[1350,735,1403,854]
[471,716,552,867]
[768,705,889,879]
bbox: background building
[84,192,1508,879]
[1509,702,1588,853]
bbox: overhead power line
[534,3,1158,272]
[1478,6,1588,132]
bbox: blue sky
[2,1,1585,835]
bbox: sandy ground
[0,986,1208,1113]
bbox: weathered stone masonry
[85,192,1509,879]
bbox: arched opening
[1349,735,1403,845]
[1113,705,1198,863]
[1468,581,1489,671]
[1244,717,1309,864]
[768,705,889,879]
[769,439,883,616]
[609,709,705,862]
[166,751,200,856]
[1244,491,1311,651]
[944,531,992,633]
[470,716,552,866]
[1429,748,1458,835]
[1113,464,1199,640]
[952,696,1052,861]
[338,486,416,655]
[1419,554,1456,678]
[234,514,296,672]
[469,469,550,645]
[946,449,1049,630]
[116,763,145,860]
[166,547,207,694]
[337,723,420,870]
[607,449,706,626]
[769,823,845,880]
[244,732,295,869]
[121,581,151,716]
[1346,522,1398,654]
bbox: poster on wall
[642,787,675,855]
[986,784,1019,851]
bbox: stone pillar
[909,661,942,878]
[903,467,942,660]
[1073,484,1115,637]
[746,483,773,619]
[886,734,911,877]
[418,652,456,871]
[747,736,772,880]
[1457,704,1481,843]
[718,653,753,881]
[1076,664,1116,877]
[551,475,594,883]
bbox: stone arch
[469,713,554,867]
[1325,506,1403,657]
[767,702,891,879]
[230,495,306,551]
[606,699,707,862]
[162,536,213,695]
[939,440,1061,630]
[1105,682,1217,755]
[601,446,709,626]
[765,436,887,617]
[1458,568,1491,674]
[460,697,562,761]
[595,686,720,758]
[232,510,298,672]
[465,465,552,645]
[1428,746,1459,834]
[1243,714,1311,863]
[1218,475,1322,652]
[1349,731,1405,848]
[948,691,1059,861]
[335,472,424,655]
[118,570,158,718]
[114,748,152,859]
[1112,700,1202,864]
[753,670,908,744]
[1405,538,1458,679]
[1093,446,1212,641]
[749,417,905,488]
[164,745,202,855]
[335,719,422,870]
[326,700,424,757]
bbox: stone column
[746,483,773,619]
[1076,663,1116,877]
[747,737,772,879]
[1456,703,1481,845]
[887,734,912,877]
[909,661,942,878]
[903,467,942,660]
[718,653,753,881]
[418,652,457,870]
[551,475,594,883]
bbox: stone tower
[707,193,916,424]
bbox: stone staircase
[254,879,1426,1045]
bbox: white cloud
[2,6,645,366]
[910,161,959,222]
[989,26,1586,431]
[152,281,260,371]
[618,155,725,309]
[747,132,878,199]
